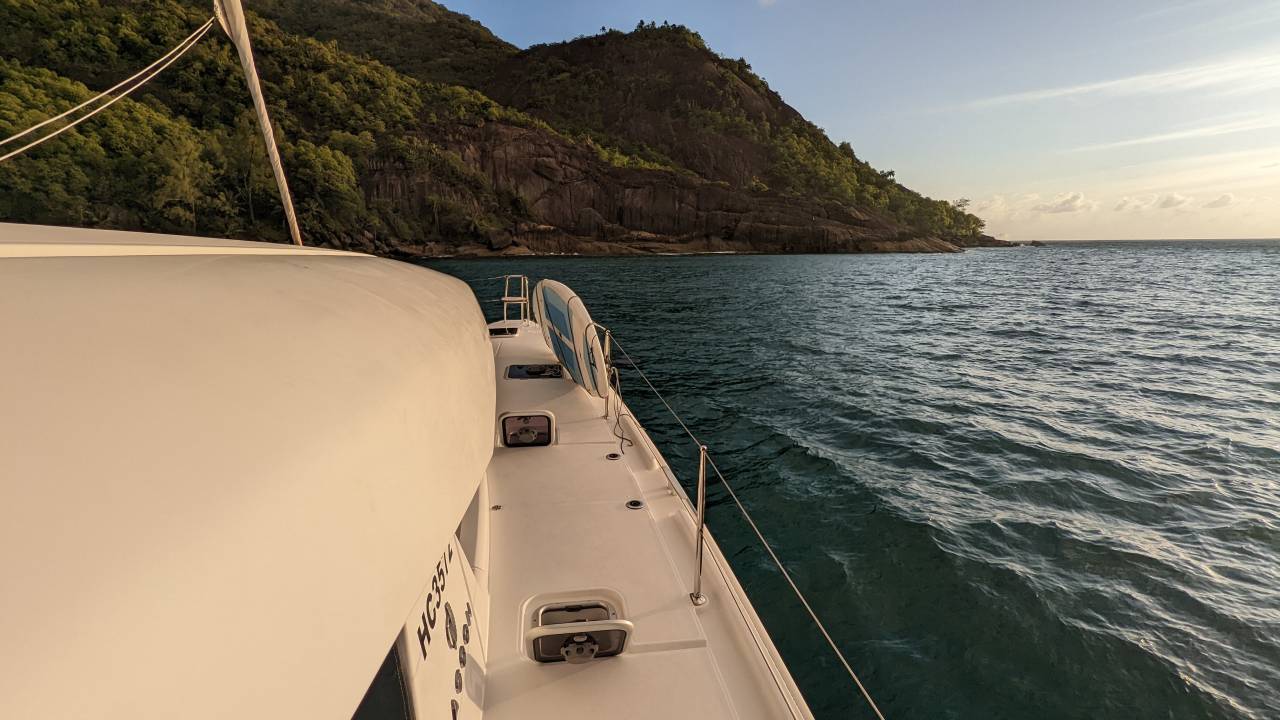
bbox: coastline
[385,232,1020,259]
[406,239,1016,260]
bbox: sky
[446,0,1280,240]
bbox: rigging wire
[0,16,216,164]
[0,16,216,149]
[609,335,889,720]
[705,453,889,720]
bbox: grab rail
[606,335,889,720]
[501,275,529,322]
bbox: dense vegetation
[251,0,515,88]
[1,57,220,230]
[0,0,537,248]
[1,1,987,250]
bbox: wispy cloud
[1129,0,1231,23]
[1203,193,1236,208]
[1158,193,1192,209]
[1016,144,1280,202]
[1105,145,1280,196]
[963,48,1280,109]
[1148,1,1280,38]
[1069,113,1280,152]
[1033,192,1095,214]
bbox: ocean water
[427,241,1280,720]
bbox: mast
[213,0,303,246]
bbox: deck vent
[527,601,633,664]
[502,414,552,447]
[506,364,563,379]
[489,327,518,337]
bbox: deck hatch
[527,600,633,664]
[501,414,552,447]
[505,364,563,379]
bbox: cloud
[1070,113,1280,152]
[973,194,1033,221]
[973,193,1062,223]
[1033,192,1095,214]
[1158,193,1192,209]
[962,47,1280,109]
[974,195,1009,214]
[1113,195,1160,212]
[758,0,777,6]
[1203,193,1236,208]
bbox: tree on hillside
[151,133,210,230]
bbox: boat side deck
[480,320,811,720]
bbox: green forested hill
[0,0,530,249]
[481,23,984,239]
[252,0,516,87]
[0,0,992,254]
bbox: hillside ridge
[0,0,1004,255]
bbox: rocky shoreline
[406,232,973,258]
[349,123,1012,259]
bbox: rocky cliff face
[354,121,967,256]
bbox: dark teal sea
[427,241,1280,720]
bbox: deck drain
[626,500,645,510]
[606,453,621,460]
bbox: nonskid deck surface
[483,320,810,720]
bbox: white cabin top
[0,222,353,257]
[0,223,496,718]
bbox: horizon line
[1025,236,1280,242]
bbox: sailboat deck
[481,320,811,719]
